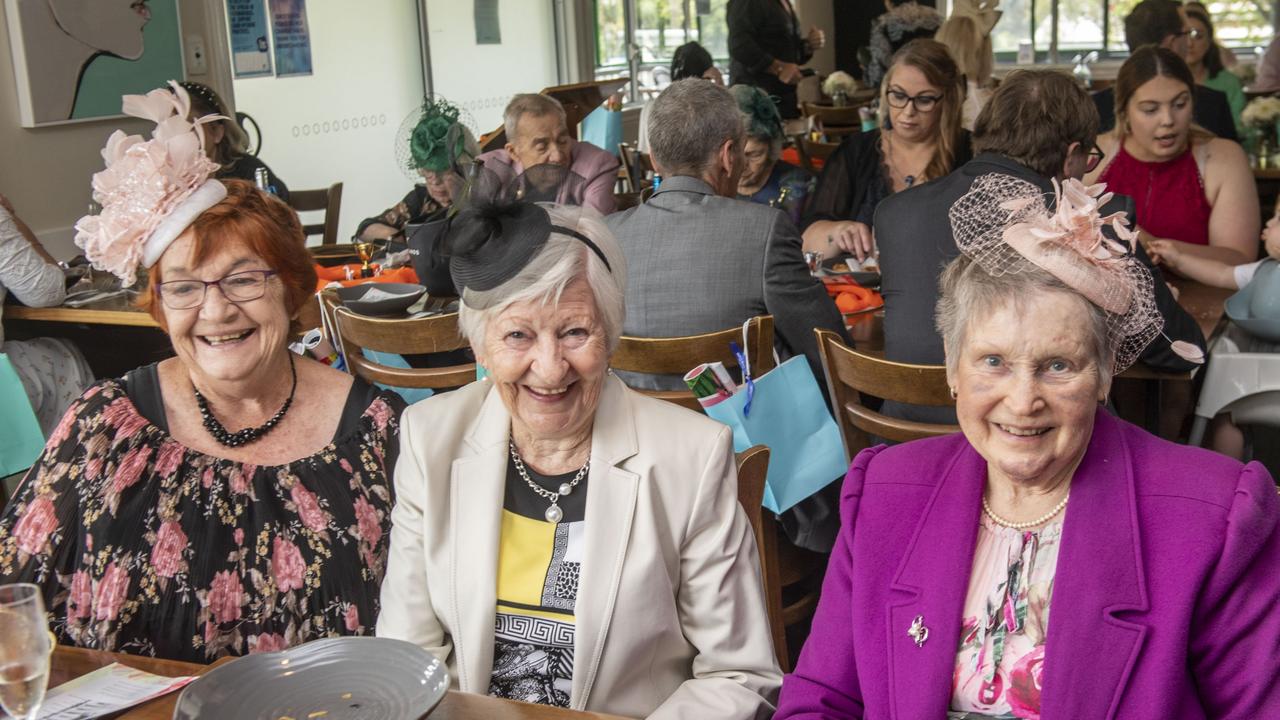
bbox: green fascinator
[729,85,783,142]
[408,97,470,173]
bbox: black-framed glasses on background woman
[1085,144,1106,173]
[156,269,279,309]
[885,88,942,113]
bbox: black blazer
[1093,85,1238,141]
[728,0,812,119]
[872,153,1207,422]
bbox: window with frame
[594,0,729,104]
[989,0,1272,60]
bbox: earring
[949,386,957,400]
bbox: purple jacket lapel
[886,444,985,718]
[1039,409,1149,719]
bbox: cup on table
[0,583,53,720]
[804,250,824,276]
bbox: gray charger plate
[335,282,427,316]
[172,637,449,720]
[821,256,880,288]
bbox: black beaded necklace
[194,354,297,448]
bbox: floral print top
[0,377,404,663]
[948,514,1064,720]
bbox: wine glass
[0,584,53,720]
[803,250,824,277]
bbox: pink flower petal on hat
[1170,340,1205,364]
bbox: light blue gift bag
[0,353,46,477]
[580,106,623,157]
[704,350,848,514]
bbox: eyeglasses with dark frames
[885,88,942,113]
[156,269,279,310]
[1085,144,1106,173]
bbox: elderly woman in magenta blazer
[775,176,1280,719]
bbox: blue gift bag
[0,353,46,477]
[704,354,848,513]
[580,106,623,157]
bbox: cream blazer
[377,375,782,719]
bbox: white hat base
[141,179,228,267]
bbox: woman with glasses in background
[1183,4,1245,138]
[802,40,970,258]
[0,85,405,662]
[1088,46,1258,267]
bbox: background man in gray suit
[606,79,851,392]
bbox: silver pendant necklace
[508,440,589,524]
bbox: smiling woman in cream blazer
[377,199,780,719]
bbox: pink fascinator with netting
[74,81,226,286]
[949,174,1204,372]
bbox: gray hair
[648,79,744,177]
[503,93,567,142]
[457,204,627,353]
[935,255,1114,384]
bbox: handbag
[0,353,46,477]
[702,323,848,513]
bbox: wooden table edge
[5,306,160,328]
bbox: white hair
[457,204,627,353]
[502,93,567,142]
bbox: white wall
[424,0,559,134]
[795,0,835,76]
[232,0,424,245]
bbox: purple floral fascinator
[74,81,227,286]
[950,174,1204,372]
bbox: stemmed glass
[803,250,824,277]
[0,584,53,720]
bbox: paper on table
[3,663,195,720]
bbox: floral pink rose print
[93,562,130,622]
[353,496,381,545]
[47,406,78,447]
[111,446,154,494]
[13,495,58,555]
[151,521,189,578]
[1006,645,1046,719]
[229,464,257,495]
[152,441,185,478]
[344,604,360,631]
[271,537,306,592]
[369,400,392,431]
[234,528,245,546]
[339,459,354,475]
[251,632,287,653]
[207,570,244,624]
[68,570,93,621]
[102,398,148,441]
[290,484,328,532]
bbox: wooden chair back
[618,143,655,194]
[612,316,775,412]
[797,136,841,174]
[734,445,788,671]
[323,291,475,389]
[815,328,958,459]
[801,102,862,128]
[289,182,344,245]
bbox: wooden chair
[617,143,655,194]
[796,136,841,174]
[611,316,775,412]
[801,102,862,128]
[735,445,824,673]
[815,328,958,460]
[289,182,344,246]
[323,291,475,389]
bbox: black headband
[550,224,612,273]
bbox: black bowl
[334,283,426,316]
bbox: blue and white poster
[226,0,272,78]
[270,0,313,77]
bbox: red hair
[142,180,317,333]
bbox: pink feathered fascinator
[949,174,1204,371]
[74,81,227,286]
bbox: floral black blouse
[0,375,404,663]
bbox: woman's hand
[1146,238,1184,273]
[806,27,826,51]
[773,61,803,85]
[828,221,876,262]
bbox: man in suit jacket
[1092,0,1237,140]
[874,70,1205,423]
[606,78,851,393]
[475,93,619,215]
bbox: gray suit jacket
[605,175,851,393]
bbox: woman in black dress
[179,81,291,202]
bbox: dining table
[49,645,630,720]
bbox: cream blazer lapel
[447,386,508,694]
[570,376,639,710]
[446,377,640,706]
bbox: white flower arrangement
[1242,95,1280,127]
[822,71,859,98]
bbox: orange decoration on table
[313,264,420,293]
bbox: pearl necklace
[194,354,296,448]
[508,440,589,524]
[981,493,1069,530]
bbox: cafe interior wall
[0,1,228,261]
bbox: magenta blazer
[475,140,619,215]
[776,409,1280,719]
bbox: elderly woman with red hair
[0,84,405,663]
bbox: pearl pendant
[544,504,564,524]
[558,483,573,496]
